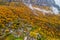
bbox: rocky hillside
[0,3,60,40]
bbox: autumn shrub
[0,4,60,40]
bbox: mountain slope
[0,3,60,40]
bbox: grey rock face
[1,0,60,15]
[1,0,59,7]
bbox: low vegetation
[0,3,60,40]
